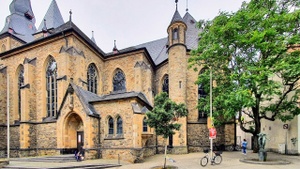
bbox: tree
[189,0,300,152]
[146,92,188,169]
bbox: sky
[0,0,248,53]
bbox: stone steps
[10,154,76,163]
[3,164,121,169]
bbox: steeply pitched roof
[90,91,152,108]
[183,12,201,49]
[37,0,64,32]
[170,9,184,24]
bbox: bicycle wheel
[214,155,222,165]
[235,145,241,151]
[200,156,209,167]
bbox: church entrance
[61,112,84,154]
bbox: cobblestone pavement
[3,151,300,169]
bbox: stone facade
[0,1,235,163]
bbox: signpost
[209,128,217,139]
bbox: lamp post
[7,74,10,160]
[209,67,213,161]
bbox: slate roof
[37,0,64,32]
[170,9,184,24]
[0,0,37,43]
[90,91,152,108]
[71,84,101,117]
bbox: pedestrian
[75,145,85,161]
[242,139,247,155]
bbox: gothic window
[87,63,98,94]
[198,69,208,120]
[113,69,126,92]
[117,116,123,134]
[162,75,169,94]
[108,117,114,134]
[46,57,57,117]
[143,117,148,132]
[18,65,24,121]
[173,28,178,40]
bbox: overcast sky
[0,0,248,53]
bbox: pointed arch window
[117,116,123,134]
[108,117,114,135]
[113,69,126,92]
[87,63,98,94]
[198,69,208,120]
[46,57,57,117]
[173,28,178,40]
[143,117,148,132]
[18,65,24,121]
[162,75,169,94]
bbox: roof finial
[42,19,47,33]
[69,9,72,22]
[92,31,94,38]
[186,0,189,12]
[175,0,178,10]
[113,40,119,54]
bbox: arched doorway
[62,112,84,154]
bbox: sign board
[209,128,217,139]
[283,124,288,129]
[207,117,213,129]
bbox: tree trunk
[252,134,259,153]
[164,144,167,169]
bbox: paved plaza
[2,151,299,169]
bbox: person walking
[242,139,247,155]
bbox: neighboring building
[237,117,300,155]
[0,0,235,162]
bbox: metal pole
[7,74,10,160]
[210,67,213,162]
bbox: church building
[0,0,235,162]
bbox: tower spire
[175,0,178,10]
[186,0,189,12]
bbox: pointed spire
[91,31,97,44]
[170,3,183,24]
[175,0,178,11]
[113,40,119,54]
[38,0,64,31]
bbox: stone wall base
[0,159,9,168]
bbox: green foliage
[146,92,188,139]
[189,0,300,135]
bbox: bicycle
[200,149,222,167]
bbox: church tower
[167,0,188,153]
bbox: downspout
[62,32,68,48]
[98,116,101,159]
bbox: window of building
[108,117,114,135]
[113,69,126,92]
[18,65,24,121]
[117,116,123,134]
[162,75,169,94]
[46,57,57,117]
[143,117,148,132]
[87,63,98,94]
[198,69,208,120]
[173,28,178,40]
